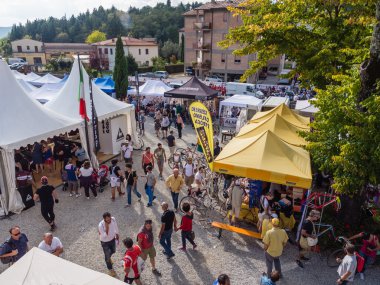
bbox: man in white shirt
[194,165,205,195]
[98,212,119,277]
[337,243,357,284]
[183,158,195,195]
[121,141,133,164]
[38,233,63,257]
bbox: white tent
[30,73,62,86]
[0,60,81,214]
[295,99,319,116]
[24,72,41,82]
[12,70,27,80]
[219,94,263,117]
[0,247,126,285]
[130,79,172,97]
[16,79,37,94]
[29,81,65,104]
[262,96,290,110]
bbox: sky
[0,0,204,26]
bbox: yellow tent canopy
[237,113,308,146]
[214,130,312,189]
[250,103,310,129]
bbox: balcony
[192,42,211,51]
[193,60,211,70]
[193,22,212,30]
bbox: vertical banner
[89,79,101,153]
[189,102,214,170]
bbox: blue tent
[94,76,115,94]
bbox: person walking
[0,226,29,263]
[142,147,155,175]
[38,232,64,257]
[34,176,59,231]
[183,158,195,195]
[228,179,245,226]
[145,165,156,207]
[109,159,125,200]
[176,202,197,251]
[79,160,98,200]
[137,220,161,276]
[165,168,184,212]
[32,142,44,173]
[154,143,167,180]
[159,202,176,259]
[161,114,170,139]
[138,110,146,136]
[125,163,142,207]
[176,113,184,139]
[336,244,357,285]
[121,140,134,164]
[64,158,80,198]
[122,237,143,285]
[263,218,288,278]
[296,209,320,268]
[167,130,176,156]
[73,144,87,168]
[98,212,119,277]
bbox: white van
[8,58,27,65]
[226,82,265,99]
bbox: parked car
[8,58,27,65]
[154,71,169,79]
[139,72,155,78]
[9,63,27,70]
[168,82,183,89]
[185,67,194,76]
[205,75,223,82]
[277,78,292,85]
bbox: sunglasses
[13,232,21,236]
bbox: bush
[137,66,153,73]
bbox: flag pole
[77,54,92,164]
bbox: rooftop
[44,43,94,51]
[93,37,158,47]
[183,0,242,16]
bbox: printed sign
[116,128,124,142]
[222,117,238,128]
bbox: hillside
[0,27,11,39]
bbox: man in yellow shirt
[263,218,288,278]
[165,168,184,212]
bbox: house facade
[183,0,284,82]
[92,37,159,70]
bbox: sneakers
[193,244,197,250]
[108,269,117,277]
[124,204,130,208]
[178,247,186,252]
[50,223,56,231]
[296,259,304,268]
[69,193,73,197]
[152,269,162,276]
[166,253,175,260]
[76,193,81,198]
[137,198,141,202]
[86,197,90,200]
[360,273,365,280]
[146,204,152,207]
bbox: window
[33,57,42,65]
[223,12,228,22]
[146,61,149,65]
[145,49,149,55]
[234,55,241,64]
[35,46,38,52]
[139,49,141,55]
[110,48,113,55]
[221,53,225,63]
[104,48,108,54]
[99,48,102,54]
[27,45,30,50]
[17,46,22,52]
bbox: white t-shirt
[184,163,194,177]
[337,254,357,282]
[195,171,203,182]
[38,237,63,254]
[122,145,133,158]
[79,167,93,177]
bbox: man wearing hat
[34,176,59,231]
[263,217,288,277]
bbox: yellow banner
[189,102,214,170]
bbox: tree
[0,38,12,57]
[151,56,166,71]
[220,1,375,88]
[113,36,128,100]
[126,53,138,75]
[86,30,106,43]
[55,32,70,43]
[160,40,180,61]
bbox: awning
[164,76,218,100]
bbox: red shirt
[124,245,142,278]
[137,232,153,249]
[179,213,193,231]
[142,152,154,165]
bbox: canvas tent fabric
[94,76,115,94]
[24,72,41,82]
[134,80,172,97]
[29,81,66,104]
[164,76,218,100]
[236,113,307,146]
[29,73,62,86]
[16,79,37,93]
[213,130,312,189]
[250,103,310,129]
[262,96,290,109]
[0,247,126,285]
[295,99,319,115]
[12,70,27,80]
[219,94,263,116]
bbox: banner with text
[189,102,214,170]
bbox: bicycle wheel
[179,196,207,217]
[133,137,144,150]
[327,249,345,267]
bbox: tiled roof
[44,43,94,51]
[183,1,242,16]
[93,37,157,47]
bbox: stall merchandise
[164,76,218,100]
[0,247,126,285]
[219,94,263,121]
[250,103,310,129]
[236,113,307,146]
[213,130,312,189]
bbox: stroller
[90,165,110,193]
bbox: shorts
[68,180,78,192]
[110,177,121,188]
[124,157,133,164]
[169,146,175,155]
[142,246,156,260]
[157,158,164,168]
[231,206,241,218]
[185,175,194,187]
[161,126,168,131]
[124,275,140,284]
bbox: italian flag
[78,63,89,121]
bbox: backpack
[0,239,16,264]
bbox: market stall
[29,81,66,104]
[94,76,115,95]
[295,99,319,117]
[29,73,63,87]
[164,76,218,100]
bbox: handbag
[307,222,318,246]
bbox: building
[92,37,159,70]
[11,39,94,66]
[183,0,284,82]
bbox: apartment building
[11,39,94,66]
[92,37,159,70]
[183,0,284,82]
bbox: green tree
[113,36,128,100]
[126,53,138,75]
[85,30,106,43]
[0,38,12,57]
[151,56,166,71]
[160,40,180,61]
[55,32,70,42]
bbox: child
[176,202,197,251]
[260,271,280,285]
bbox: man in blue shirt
[260,271,280,285]
[213,274,230,285]
[0,226,29,262]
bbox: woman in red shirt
[141,147,154,175]
[176,202,197,251]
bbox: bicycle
[327,236,359,267]
[133,135,144,151]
